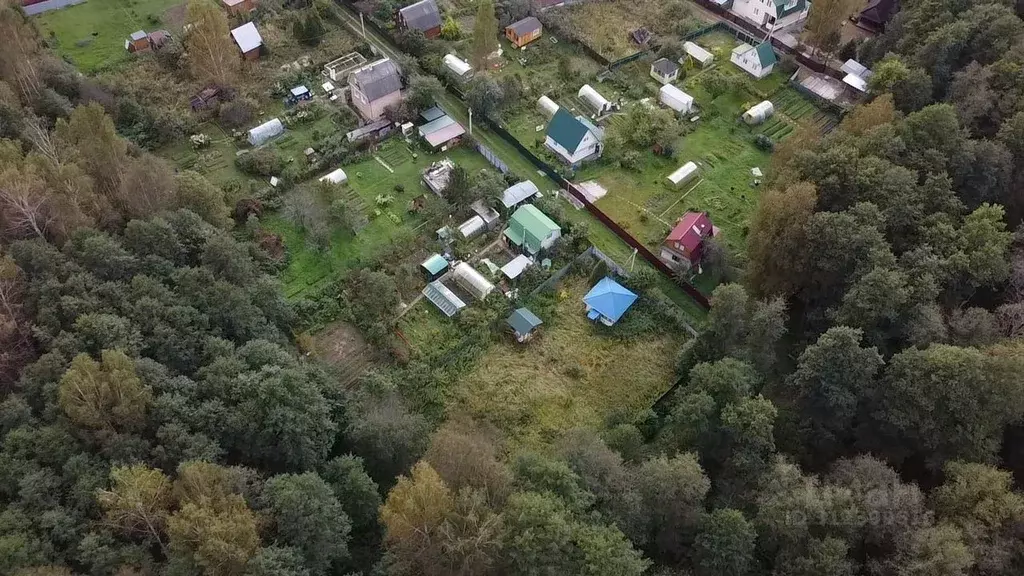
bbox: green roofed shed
[504,204,562,255]
[507,307,543,342]
[754,42,777,67]
[421,253,448,280]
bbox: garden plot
[564,37,837,257]
[769,87,841,134]
[263,140,494,299]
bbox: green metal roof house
[544,108,603,167]
[503,205,562,255]
[730,41,777,79]
[507,307,543,342]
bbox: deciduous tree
[58,350,150,434]
[262,473,351,574]
[97,465,173,546]
[693,509,756,576]
[185,0,239,88]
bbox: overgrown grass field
[451,276,684,449]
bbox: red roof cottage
[660,211,717,270]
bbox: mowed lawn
[264,140,493,298]
[575,45,819,256]
[451,277,684,449]
[35,0,183,72]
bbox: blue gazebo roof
[583,276,637,324]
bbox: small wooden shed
[505,16,542,48]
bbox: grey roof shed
[652,58,679,76]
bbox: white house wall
[544,132,601,165]
[731,50,773,79]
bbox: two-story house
[730,0,809,30]
[348,58,403,121]
[544,108,603,167]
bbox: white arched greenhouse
[742,101,775,125]
[247,118,284,146]
[578,84,612,115]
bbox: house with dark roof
[507,307,543,342]
[659,211,718,270]
[348,58,403,121]
[544,108,603,166]
[855,0,897,33]
[730,41,776,79]
[650,58,680,84]
[506,16,542,47]
[398,0,442,38]
[730,0,808,30]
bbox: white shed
[578,84,612,115]
[683,41,714,67]
[666,161,699,187]
[457,215,486,239]
[537,95,559,118]
[659,84,694,114]
[319,168,348,184]
[742,100,775,125]
[247,118,284,146]
[501,254,533,280]
[443,54,472,77]
[452,262,495,300]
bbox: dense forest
[1,0,1024,574]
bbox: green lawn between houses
[263,140,493,299]
[35,0,184,73]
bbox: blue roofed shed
[421,253,448,280]
[583,277,638,326]
[507,307,543,342]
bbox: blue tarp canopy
[583,276,638,325]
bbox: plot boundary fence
[480,116,711,310]
[340,0,710,311]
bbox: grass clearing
[263,139,493,299]
[36,0,183,73]
[451,276,683,449]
